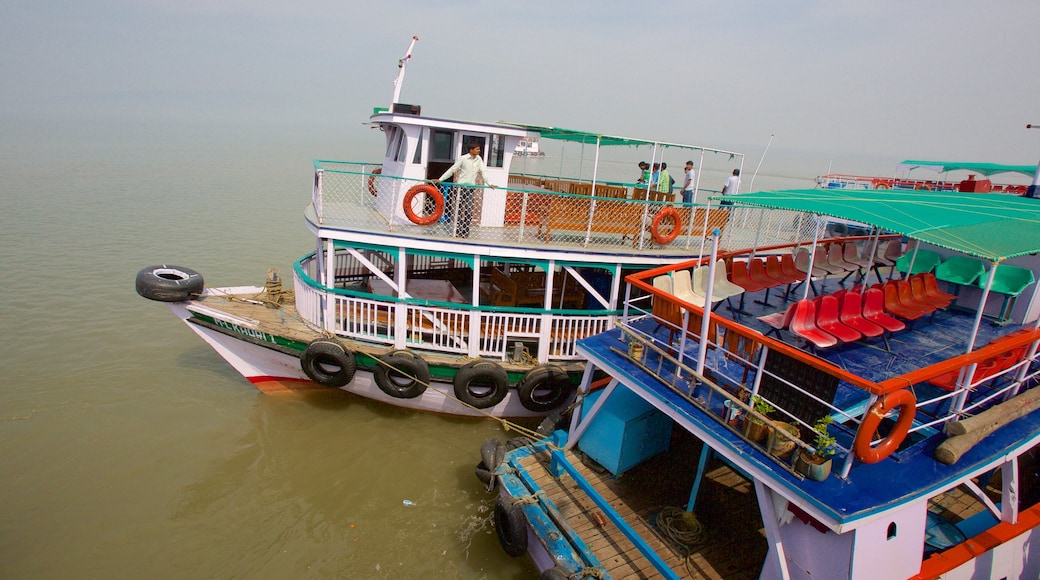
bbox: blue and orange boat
[478,185,1040,578]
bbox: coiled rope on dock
[655,506,708,550]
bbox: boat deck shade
[896,160,1037,177]
[715,188,1040,262]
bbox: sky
[2,0,1039,177]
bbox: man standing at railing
[432,142,496,238]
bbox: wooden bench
[543,195,730,245]
[479,267,519,306]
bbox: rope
[655,506,708,551]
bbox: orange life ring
[914,184,931,191]
[403,183,444,226]
[875,183,889,190]
[651,207,682,245]
[367,167,382,196]
[853,389,916,464]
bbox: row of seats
[927,329,1033,391]
[757,274,955,349]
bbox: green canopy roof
[716,189,1040,262]
[897,160,1037,177]
[498,122,741,156]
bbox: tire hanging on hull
[494,496,529,557]
[517,364,574,412]
[300,339,357,388]
[374,349,429,399]
[135,265,204,302]
[453,360,509,409]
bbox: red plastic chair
[731,260,766,293]
[766,254,801,284]
[910,275,950,309]
[816,295,861,343]
[750,257,783,288]
[920,272,957,302]
[862,287,906,333]
[839,292,884,338]
[862,288,906,331]
[789,299,838,348]
[882,282,924,320]
[757,302,796,337]
[896,280,935,314]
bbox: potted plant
[795,416,836,481]
[743,395,774,442]
[768,421,800,458]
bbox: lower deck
[511,429,767,579]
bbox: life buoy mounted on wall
[453,360,509,409]
[403,183,444,225]
[300,339,357,388]
[367,167,382,196]
[651,207,682,245]
[853,389,916,464]
[374,349,429,399]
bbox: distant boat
[815,160,1035,194]
[476,186,1040,577]
[135,37,750,418]
[514,137,544,157]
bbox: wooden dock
[516,430,767,579]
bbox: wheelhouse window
[487,134,505,168]
[430,130,454,162]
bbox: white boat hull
[166,301,557,418]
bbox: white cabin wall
[848,501,926,579]
[763,509,853,580]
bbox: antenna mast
[391,36,419,107]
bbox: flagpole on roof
[391,36,419,107]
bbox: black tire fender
[494,496,529,557]
[135,265,204,302]
[453,360,509,409]
[518,365,574,413]
[300,339,356,388]
[374,350,429,399]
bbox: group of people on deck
[637,161,741,205]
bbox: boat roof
[717,188,1040,262]
[896,160,1038,177]
[499,122,742,156]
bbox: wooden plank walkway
[517,430,767,579]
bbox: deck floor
[517,430,767,579]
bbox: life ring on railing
[853,389,916,464]
[403,183,444,225]
[651,207,682,245]
[915,184,932,191]
[135,265,204,302]
[367,167,381,196]
[493,496,529,557]
[300,339,357,387]
[875,183,890,190]
[517,365,574,412]
[453,360,509,409]
[374,349,429,399]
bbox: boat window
[487,134,505,168]
[430,130,454,162]
[394,131,408,162]
[412,128,423,164]
[887,522,897,539]
[384,126,402,159]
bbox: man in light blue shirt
[433,142,496,237]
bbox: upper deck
[309,160,812,261]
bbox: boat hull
[166,300,562,418]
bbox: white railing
[293,260,612,362]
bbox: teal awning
[897,160,1037,177]
[715,189,1040,262]
[498,122,741,156]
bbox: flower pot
[794,450,832,481]
[768,422,799,458]
[744,418,769,442]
